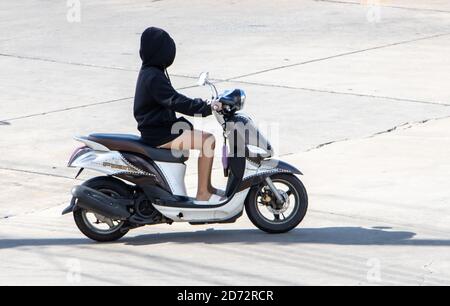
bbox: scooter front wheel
[245,173,308,234]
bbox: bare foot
[196,191,212,201]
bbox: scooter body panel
[154,161,188,196]
[69,149,152,177]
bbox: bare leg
[159,130,216,201]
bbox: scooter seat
[87,133,188,163]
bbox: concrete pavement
[1,0,449,285]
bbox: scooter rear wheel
[73,177,132,242]
[245,173,308,234]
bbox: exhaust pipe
[71,185,131,220]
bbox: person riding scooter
[64,28,308,242]
[134,27,223,202]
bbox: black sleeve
[149,74,212,117]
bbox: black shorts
[140,117,193,147]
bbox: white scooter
[63,72,308,242]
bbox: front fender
[260,159,303,175]
[239,159,303,192]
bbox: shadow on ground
[1,227,450,249]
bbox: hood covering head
[140,27,176,69]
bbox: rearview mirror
[197,72,210,86]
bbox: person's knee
[202,132,215,145]
[201,132,216,155]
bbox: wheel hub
[261,189,290,214]
[94,213,115,228]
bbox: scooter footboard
[152,189,250,222]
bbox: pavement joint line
[226,32,450,81]
[0,96,134,122]
[0,78,446,124]
[365,115,450,138]
[0,85,200,123]
[192,77,448,108]
[2,49,448,109]
[206,77,447,107]
[228,80,450,107]
[0,52,200,81]
[0,166,77,181]
[1,33,449,111]
[0,52,138,73]
[300,114,450,153]
[313,0,450,14]
[0,201,68,221]
[2,115,448,181]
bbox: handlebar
[201,74,235,117]
[206,81,219,100]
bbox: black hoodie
[134,27,212,147]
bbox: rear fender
[73,136,110,152]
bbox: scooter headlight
[219,89,246,112]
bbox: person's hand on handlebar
[208,99,223,112]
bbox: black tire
[73,177,132,242]
[245,173,308,234]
